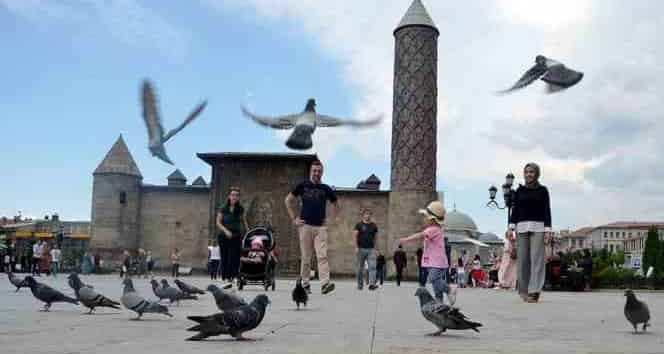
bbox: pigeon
[22,276,79,311]
[186,294,270,341]
[8,272,28,292]
[414,287,482,336]
[241,98,383,150]
[159,279,198,305]
[174,279,205,295]
[121,278,172,320]
[292,278,308,310]
[207,284,247,311]
[624,289,650,334]
[497,55,583,95]
[67,273,120,314]
[141,79,207,165]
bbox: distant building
[553,227,593,253]
[589,222,664,254]
[445,207,503,264]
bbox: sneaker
[303,283,312,294]
[368,284,378,291]
[321,282,335,295]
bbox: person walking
[393,245,407,286]
[456,257,466,288]
[285,160,339,295]
[353,208,379,291]
[508,162,552,303]
[216,186,248,289]
[170,248,180,278]
[399,201,456,306]
[376,252,386,286]
[120,250,130,278]
[145,250,153,278]
[49,246,61,277]
[32,241,42,276]
[136,248,147,278]
[498,234,518,290]
[208,240,221,280]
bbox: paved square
[1,274,661,354]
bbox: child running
[399,200,456,306]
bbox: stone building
[89,1,492,276]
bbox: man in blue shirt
[285,160,339,295]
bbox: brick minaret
[388,0,439,274]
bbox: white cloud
[1,0,188,58]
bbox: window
[604,232,607,239]
[610,244,614,253]
[622,232,626,238]
[610,232,614,238]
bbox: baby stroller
[237,226,277,291]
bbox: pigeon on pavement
[67,273,120,314]
[207,284,247,311]
[186,294,270,341]
[292,278,308,310]
[624,289,650,334]
[174,279,205,295]
[242,98,382,150]
[22,276,79,311]
[8,272,28,292]
[497,55,583,94]
[414,287,482,336]
[121,278,172,320]
[160,279,198,305]
[141,79,207,165]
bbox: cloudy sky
[1,0,662,236]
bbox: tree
[642,226,661,274]
[612,250,625,268]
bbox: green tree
[612,250,625,268]
[642,226,661,274]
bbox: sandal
[526,293,539,303]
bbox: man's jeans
[50,262,59,277]
[356,248,376,289]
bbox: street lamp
[487,172,517,225]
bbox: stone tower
[89,135,143,260]
[388,0,438,258]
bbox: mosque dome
[444,208,478,232]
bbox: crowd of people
[1,240,63,277]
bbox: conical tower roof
[94,135,142,178]
[395,0,438,34]
[191,176,207,186]
[167,169,187,181]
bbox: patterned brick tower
[388,0,438,267]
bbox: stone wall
[89,174,142,262]
[138,186,210,269]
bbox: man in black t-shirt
[285,160,339,295]
[353,208,378,290]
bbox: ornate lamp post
[487,173,516,225]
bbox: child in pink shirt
[399,201,456,305]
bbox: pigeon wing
[223,305,259,332]
[541,64,583,88]
[241,106,297,130]
[497,62,547,94]
[141,80,165,141]
[317,114,383,128]
[162,101,207,142]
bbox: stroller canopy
[242,227,275,251]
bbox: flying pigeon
[186,294,270,341]
[414,287,482,336]
[292,278,308,310]
[141,79,207,165]
[159,279,198,305]
[67,273,120,314]
[174,279,205,296]
[624,289,650,334]
[241,98,383,150]
[8,272,28,292]
[121,278,172,320]
[207,284,247,312]
[22,276,79,311]
[497,55,583,95]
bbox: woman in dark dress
[216,187,249,289]
[508,162,552,303]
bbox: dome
[444,209,478,232]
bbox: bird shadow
[287,307,319,312]
[190,338,265,343]
[422,332,482,340]
[80,312,122,316]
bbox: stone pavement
[0,274,662,354]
